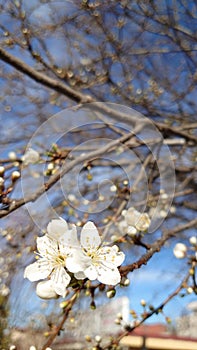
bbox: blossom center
[54,254,66,266]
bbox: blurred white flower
[24,218,79,297]
[121,207,150,233]
[8,151,17,160]
[189,236,197,245]
[22,148,40,165]
[36,280,58,299]
[67,222,125,285]
[0,284,10,297]
[173,243,187,259]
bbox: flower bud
[106,289,116,298]
[85,335,92,342]
[123,278,130,287]
[115,318,121,325]
[0,166,5,176]
[189,236,197,245]
[8,151,17,160]
[187,287,193,294]
[140,299,146,307]
[36,280,58,299]
[0,177,4,185]
[173,243,187,259]
[11,171,21,181]
[95,335,101,343]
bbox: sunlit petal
[80,221,101,249]
[47,217,68,241]
[97,266,121,285]
[37,235,58,257]
[51,266,71,297]
[24,259,52,281]
[84,265,98,280]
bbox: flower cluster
[24,218,125,298]
[173,236,197,259]
[118,207,151,236]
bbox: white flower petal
[24,259,52,281]
[84,265,98,280]
[47,217,68,239]
[59,225,79,251]
[66,250,89,273]
[97,266,121,285]
[50,266,71,297]
[99,246,125,267]
[36,280,58,299]
[37,235,58,257]
[80,221,101,249]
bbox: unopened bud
[123,278,130,286]
[115,318,121,325]
[149,305,154,311]
[11,171,21,181]
[8,151,17,160]
[106,289,116,298]
[90,300,96,309]
[95,335,101,343]
[0,166,5,176]
[189,236,197,245]
[173,243,187,259]
[140,299,146,307]
[0,177,4,185]
[165,317,171,324]
[85,335,92,342]
[187,287,193,294]
[116,313,122,320]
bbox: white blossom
[24,218,79,297]
[122,207,150,232]
[66,221,125,285]
[173,243,187,259]
[22,148,40,165]
[189,236,197,245]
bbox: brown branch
[107,271,191,350]
[0,131,135,218]
[41,291,79,350]
[120,218,197,275]
[0,47,93,104]
[0,48,196,143]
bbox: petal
[36,280,58,299]
[47,217,68,241]
[24,259,52,281]
[37,235,58,257]
[80,221,101,249]
[84,264,98,280]
[59,225,79,252]
[50,266,71,297]
[66,250,90,273]
[96,265,121,285]
[98,246,125,267]
[124,207,140,226]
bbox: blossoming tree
[0,1,196,349]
